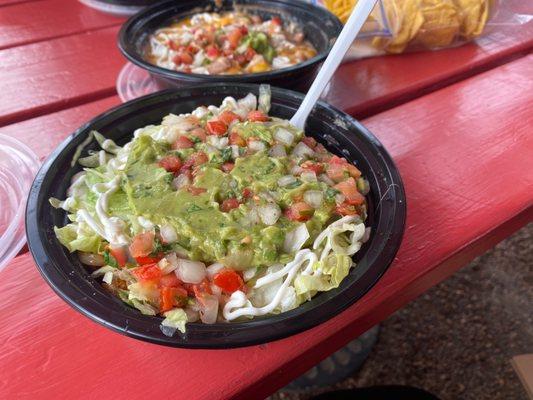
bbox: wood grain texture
[0,95,120,160]
[325,15,533,119]
[0,0,123,50]
[0,26,123,127]
[1,55,532,399]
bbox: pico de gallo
[51,86,370,335]
[146,11,317,74]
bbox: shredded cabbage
[161,308,188,336]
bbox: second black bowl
[118,0,342,92]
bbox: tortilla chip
[414,0,460,48]
[373,0,425,54]
[454,0,490,39]
[323,0,357,23]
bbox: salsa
[146,11,317,74]
[51,88,369,335]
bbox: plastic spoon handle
[290,0,378,129]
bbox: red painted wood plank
[0,0,123,50]
[325,12,533,118]
[1,54,532,399]
[0,95,120,161]
[0,26,123,127]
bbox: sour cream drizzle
[223,249,316,320]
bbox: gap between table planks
[1,54,532,400]
[0,0,124,50]
[0,8,531,129]
[0,26,123,127]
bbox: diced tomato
[129,232,154,258]
[301,160,323,174]
[239,25,248,35]
[206,120,228,136]
[220,197,240,212]
[227,29,243,48]
[335,178,365,205]
[168,41,184,51]
[221,162,234,172]
[234,54,247,65]
[218,111,241,125]
[193,152,208,166]
[109,246,128,267]
[192,278,213,302]
[189,127,206,142]
[326,164,347,182]
[188,186,207,195]
[301,136,317,149]
[346,164,362,179]
[213,269,244,294]
[132,263,161,283]
[135,255,162,265]
[172,135,194,149]
[245,47,256,61]
[229,130,246,146]
[159,286,188,312]
[271,16,282,26]
[284,202,314,221]
[158,155,182,173]
[179,52,194,65]
[206,45,220,59]
[247,110,269,122]
[242,188,253,199]
[327,156,361,178]
[159,273,182,288]
[335,203,359,216]
[186,45,199,54]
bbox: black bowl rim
[26,83,406,348]
[117,0,343,82]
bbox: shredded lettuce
[161,308,188,336]
[54,225,103,254]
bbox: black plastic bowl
[118,0,342,91]
[26,83,406,348]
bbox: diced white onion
[199,295,219,324]
[230,145,240,158]
[243,267,257,282]
[206,262,225,278]
[335,193,346,205]
[290,164,303,175]
[210,284,222,296]
[103,271,113,285]
[304,190,324,209]
[158,253,179,274]
[318,173,335,186]
[274,128,294,146]
[258,203,281,225]
[248,140,266,152]
[269,144,286,157]
[172,174,190,190]
[278,175,296,187]
[175,259,206,284]
[78,252,105,267]
[184,307,200,323]
[283,223,310,253]
[160,224,178,243]
[207,135,229,149]
[362,227,371,243]
[300,171,317,182]
[292,142,314,157]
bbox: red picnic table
[0,1,532,399]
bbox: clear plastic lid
[117,62,164,103]
[0,135,40,272]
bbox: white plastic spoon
[290,0,378,129]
